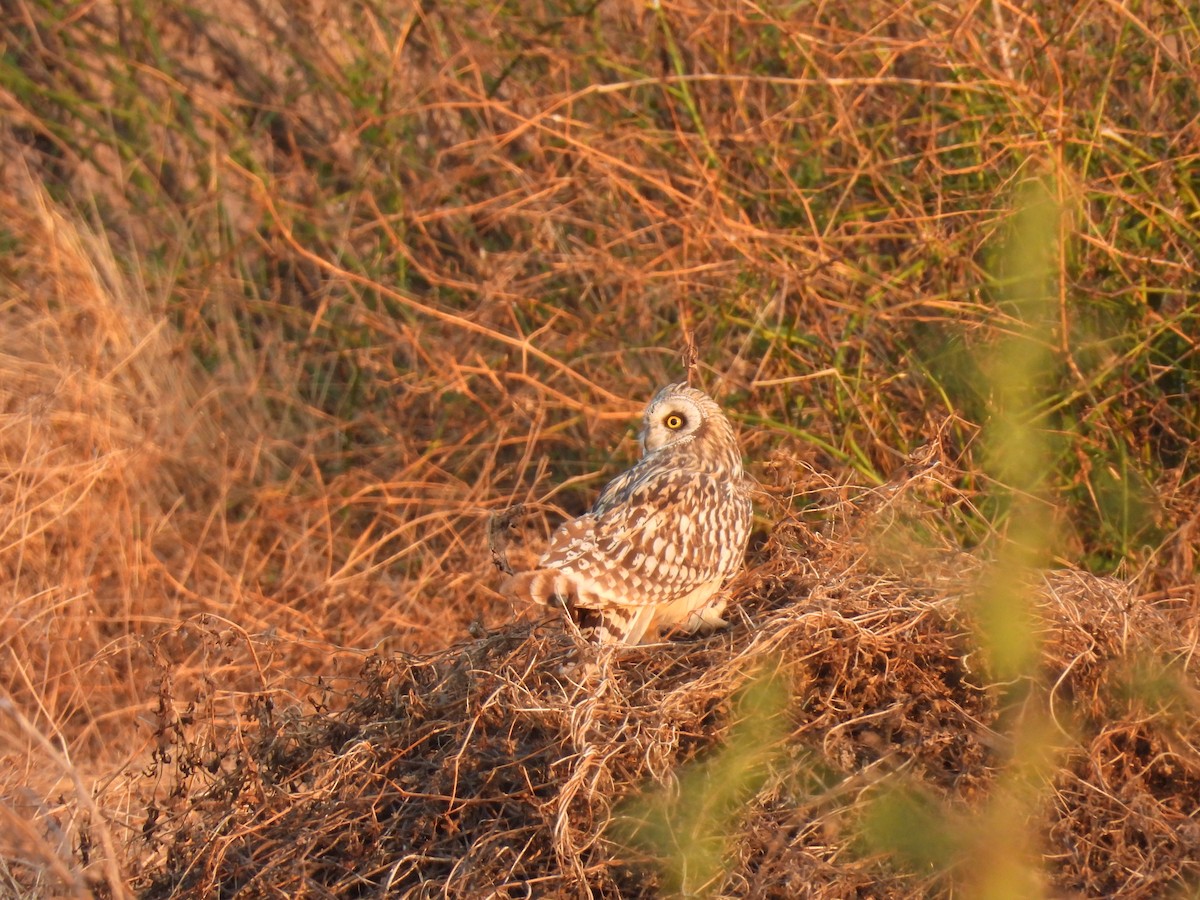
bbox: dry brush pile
[1,1,1199,897]
[134,490,1200,897]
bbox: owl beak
[637,426,648,453]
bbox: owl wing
[590,462,645,516]
[539,467,731,610]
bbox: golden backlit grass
[1,1,1199,896]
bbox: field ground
[2,2,1200,896]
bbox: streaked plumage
[509,382,752,645]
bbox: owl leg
[614,605,659,645]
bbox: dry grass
[130,486,1200,897]
[1,1,1199,896]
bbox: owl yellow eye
[664,413,685,430]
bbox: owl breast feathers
[508,382,752,645]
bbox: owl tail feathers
[502,569,655,645]
[501,569,577,609]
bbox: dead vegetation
[132,494,1200,897]
[1,0,1199,897]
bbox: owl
[509,382,752,645]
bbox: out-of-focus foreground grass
[1,2,1198,895]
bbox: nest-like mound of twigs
[137,508,1200,898]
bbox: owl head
[638,382,735,457]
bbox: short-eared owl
[510,382,752,645]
